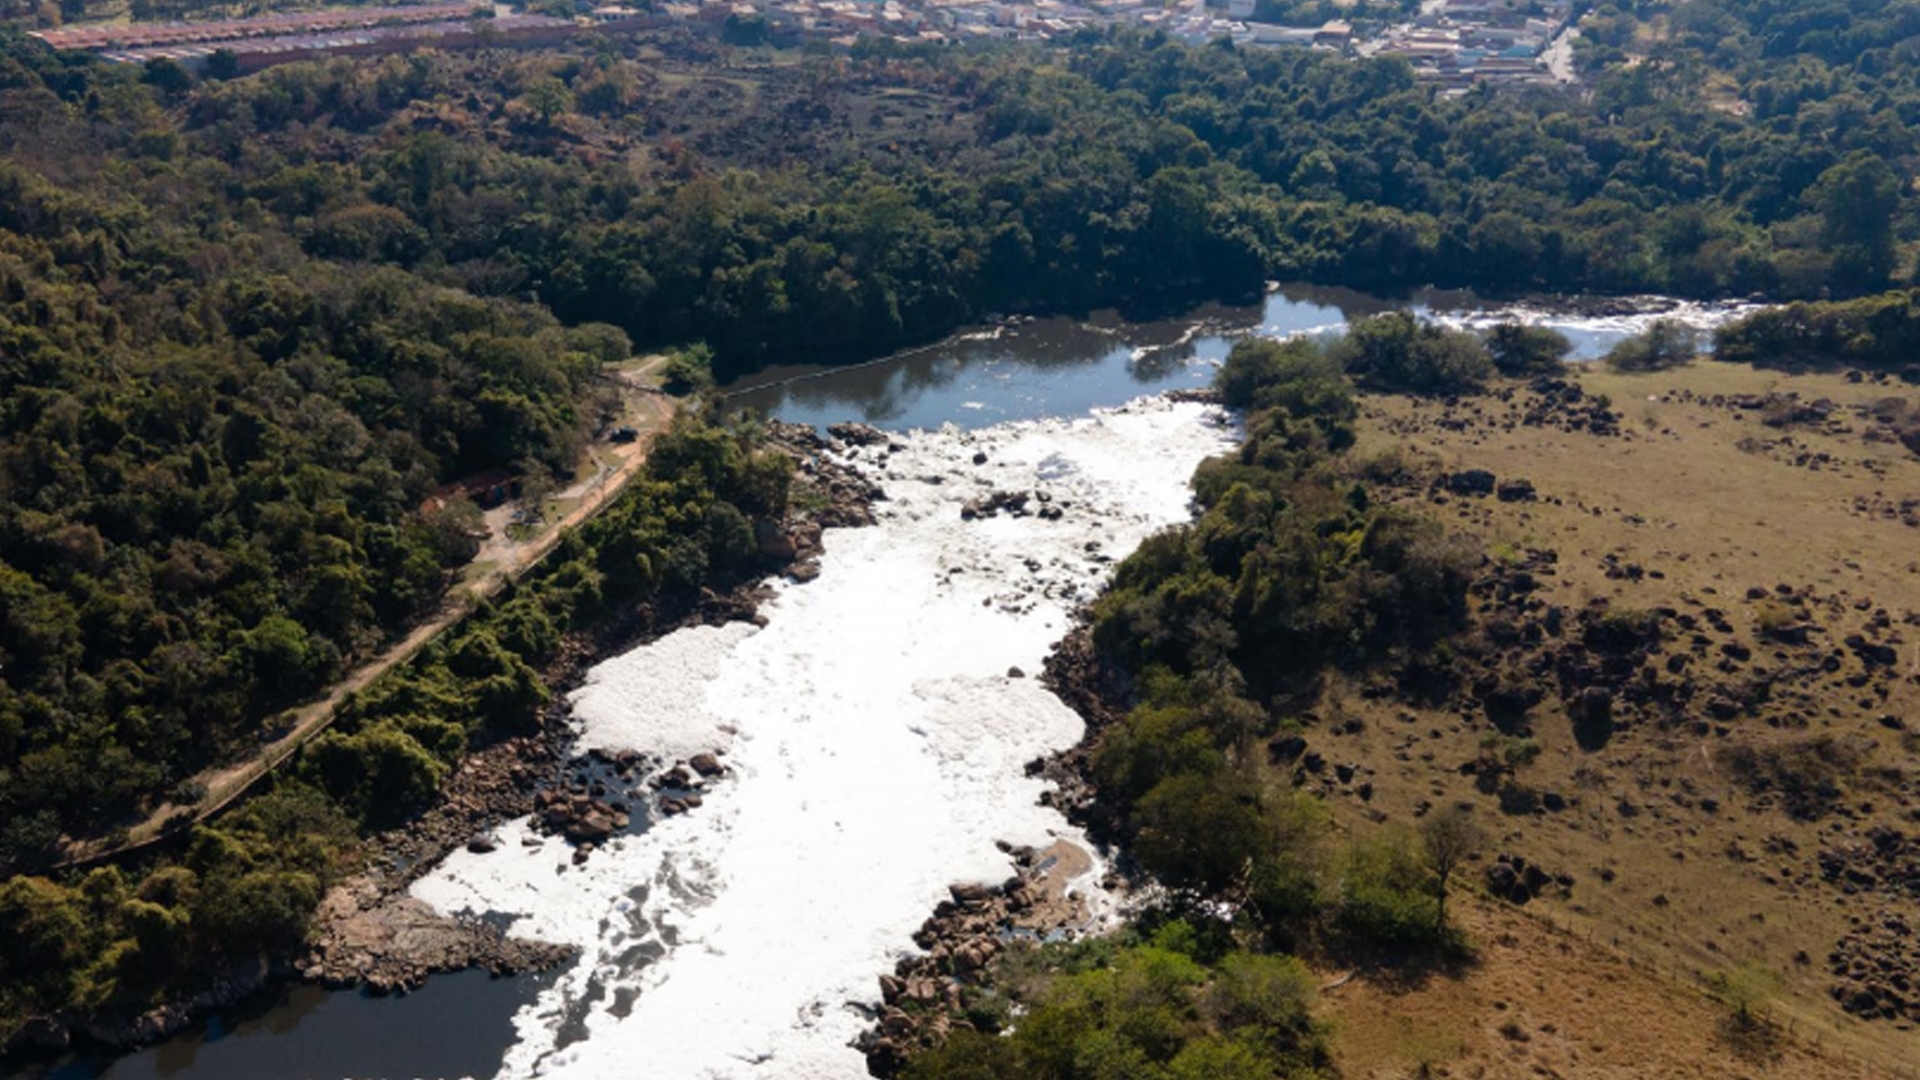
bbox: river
[0,971,550,1080]
[725,281,1757,432]
[3,284,1759,1080]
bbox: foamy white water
[412,397,1235,1080]
[1421,297,1763,355]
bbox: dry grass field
[1306,359,1920,1078]
[1324,893,1890,1080]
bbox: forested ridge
[1,0,1918,1055]
[6,2,1918,382]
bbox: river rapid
[410,398,1237,1079]
[402,285,1760,1079]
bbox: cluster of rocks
[290,734,582,997]
[768,420,884,530]
[652,751,726,816]
[1273,737,1380,806]
[1164,387,1224,405]
[535,788,631,852]
[1757,393,1840,430]
[858,845,1092,1078]
[1032,627,1134,843]
[827,421,891,448]
[1825,826,1920,1024]
[1562,296,1689,318]
[1848,493,1920,528]
[1517,377,1621,436]
[1484,852,1573,905]
[755,516,824,577]
[1819,826,1920,899]
[1438,468,1536,502]
[1460,553,1916,766]
[960,488,1065,522]
[521,745,731,863]
[302,881,573,994]
[373,735,557,877]
[1831,917,1920,1025]
[1661,386,1920,468]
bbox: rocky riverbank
[850,622,1159,1078]
[1,431,881,1067]
[855,838,1114,1077]
[303,425,882,994]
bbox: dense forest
[0,406,793,1044]
[5,2,1914,383]
[2,0,1918,1053]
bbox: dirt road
[59,367,678,866]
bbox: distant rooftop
[30,2,484,52]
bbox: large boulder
[566,808,616,844]
[754,519,797,559]
[1446,469,1497,497]
[1572,686,1615,743]
[828,422,890,447]
[1496,478,1537,502]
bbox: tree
[139,57,191,98]
[203,49,239,81]
[1337,835,1445,952]
[661,342,716,395]
[520,76,574,127]
[1806,151,1900,294]
[1132,773,1269,894]
[1419,805,1485,930]
[1332,312,1493,396]
[1605,319,1699,372]
[1483,322,1573,376]
[722,11,772,46]
[1217,337,1356,423]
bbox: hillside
[1325,357,1920,1073]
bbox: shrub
[1483,322,1573,376]
[1218,337,1357,423]
[661,342,716,395]
[1331,312,1494,395]
[1336,835,1445,952]
[1605,318,1699,372]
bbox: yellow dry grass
[1315,359,1920,1077]
[1325,893,1896,1080]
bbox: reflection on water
[725,282,1757,432]
[2,969,549,1080]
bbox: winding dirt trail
[59,365,678,867]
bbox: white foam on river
[412,397,1235,1080]
[1420,298,1764,356]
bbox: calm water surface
[726,282,1756,430]
[3,969,548,1080]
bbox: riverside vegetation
[0,407,795,1047]
[4,0,1920,1061]
[895,311,1920,1079]
[898,327,1491,1080]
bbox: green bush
[1331,312,1494,396]
[1336,835,1445,953]
[1483,322,1573,376]
[902,938,1329,1080]
[1605,319,1700,372]
[661,343,717,395]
